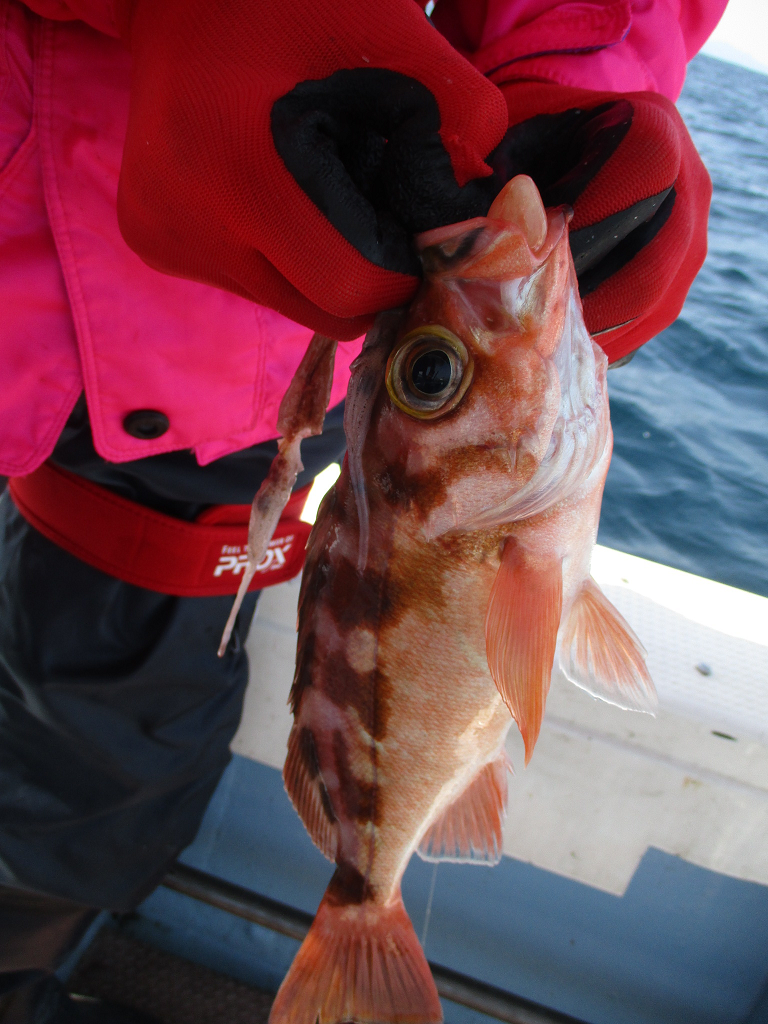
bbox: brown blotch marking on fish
[324,556,390,634]
[372,441,514,540]
[293,540,347,712]
[295,549,394,737]
[454,525,513,564]
[355,442,517,632]
[321,649,391,745]
[443,441,516,487]
[380,543,450,629]
[375,459,448,520]
[381,526,510,633]
[382,535,512,665]
[331,729,380,827]
[326,862,374,906]
[370,356,523,523]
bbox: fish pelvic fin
[269,874,442,1024]
[485,541,563,765]
[283,726,338,862]
[417,752,511,866]
[560,577,658,713]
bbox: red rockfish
[270,176,656,1024]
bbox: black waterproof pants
[0,399,346,1021]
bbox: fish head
[412,174,571,366]
[352,175,609,539]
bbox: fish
[269,174,657,1024]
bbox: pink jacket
[0,0,727,477]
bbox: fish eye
[386,327,473,419]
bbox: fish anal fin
[561,577,658,713]
[283,726,338,862]
[418,753,511,865]
[485,542,562,765]
[269,876,441,1024]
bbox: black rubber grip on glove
[487,100,676,292]
[271,68,497,276]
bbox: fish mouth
[415,175,567,280]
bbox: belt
[8,461,312,597]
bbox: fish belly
[291,480,512,902]
[352,523,511,898]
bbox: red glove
[114,0,508,339]
[489,83,712,364]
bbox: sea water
[599,54,768,598]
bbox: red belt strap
[8,461,313,597]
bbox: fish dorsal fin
[485,541,563,764]
[283,726,338,862]
[560,577,658,713]
[417,752,511,865]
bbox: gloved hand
[114,0,508,339]
[489,82,712,364]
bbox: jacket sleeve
[22,0,730,99]
[679,0,729,61]
[432,0,730,101]
[19,1,119,37]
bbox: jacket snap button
[123,410,170,440]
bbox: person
[0,0,726,1020]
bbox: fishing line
[421,862,439,948]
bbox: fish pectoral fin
[417,753,512,866]
[485,541,563,765]
[283,726,338,862]
[269,874,442,1024]
[560,577,658,713]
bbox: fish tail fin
[485,541,562,765]
[269,874,442,1024]
[560,577,657,713]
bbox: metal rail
[162,862,589,1024]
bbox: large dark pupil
[410,350,452,395]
